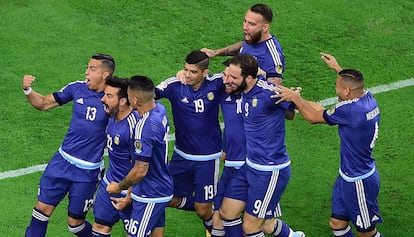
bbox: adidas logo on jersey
[76,98,84,104]
[181,97,189,103]
[225,96,232,102]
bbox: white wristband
[23,87,32,96]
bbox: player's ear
[202,69,209,78]
[120,97,128,106]
[102,71,111,80]
[263,23,270,33]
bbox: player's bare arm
[107,160,149,194]
[201,41,243,58]
[320,52,342,73]
[274,85,325,124]
[22,74,59,111]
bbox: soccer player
[92,76,139,236]
[273,53,383,237]
[219,54,304,237]
[155,50,224,234]
[201,3,285,85]
[107,75,173,237]
[209,61,247,237]
[22,53,115,237]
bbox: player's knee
[262,218,276,234]
[329,217,348,230]
[92,222,112,234]
[168,196,181,207]
[195,202,213,220]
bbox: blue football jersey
[130,102,173,202]
[105,110,140,183]
[155,75,224,156]
[241,35,285,79]
[53,81,108,165]
[220,93,246,168]
[241,80,293,170]
[323,91,380,180]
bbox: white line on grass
[1,78,413,180]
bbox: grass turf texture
[1,0,413,236]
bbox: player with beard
[91,76,139,237]
[219,54,304,237]
[201,3,285,85]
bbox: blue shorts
[126,201,168,237]
[168,152,219,203]
[331,170,382,232]
[214,166,240,210]
[93,182,132,229]
[225,164,290,219]
[38,153,103,219]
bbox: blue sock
[332,225,354,237]
[245,230,265,237]
[270,219,296,237]
[222,217,243,237]
[25,208,49,237]
[68,221,92,237]
[92,229,111,237]
[176,196,196,211]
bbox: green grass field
[1,0,413,236]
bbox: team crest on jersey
[134,140,142,153]
[276,65,283,74]
[114,135,120,145]
[327,105,335,115]
[207,92,214,100]
[252,97,258,107]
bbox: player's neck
[259,32,272,43]
[136,101,156,116]
[115,106,133,122]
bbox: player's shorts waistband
[246,157,290,171]
[130,193,173,203]
[339,166,376,182]
[59,147,104,170]
[224,160,245,169]
[174,146,221,161]
[102,174,128,195]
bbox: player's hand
[110,196,132,210]
[272,85,301,104]
[200,48,216,58]
[220,151,227,163]
[107,181,121,194]
[320,52,341,72]
[22,74,36,90]
[176,70,186,84]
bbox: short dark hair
[129,75,155,93]
[250,4,273,23]
[338,69,364,89]
[185,50,209,70]
[228,54,258,79]
[92,53,116,74]
[105,76,130,105]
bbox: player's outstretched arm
[273,85,325,124]
[201,41,243,58]
[320,53,342,73]
[22,74,59,111]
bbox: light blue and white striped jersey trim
[246,157,290,171]
[130,193,173,203]
[224,160,245,168]
[102,174,128,195]
[58,147,104,170]
[339,166,376,182]
[174,146,221,161]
